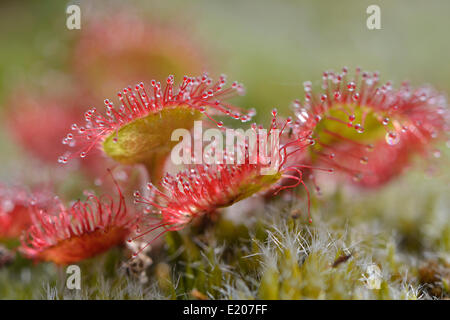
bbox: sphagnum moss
[0,190,444,299]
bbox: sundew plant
[0,0,449,301]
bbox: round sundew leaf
[37,226,130,265]
[102,105,203,165]
[310,104,391,157]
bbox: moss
[1,168,447,300]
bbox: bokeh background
[0,0,448,299]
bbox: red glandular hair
[132,113,331,254]
[288,67,448,187]
[20,181,140,265]
[5,88,110,179]
[6,90,85,164]
[60,74,253,163]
